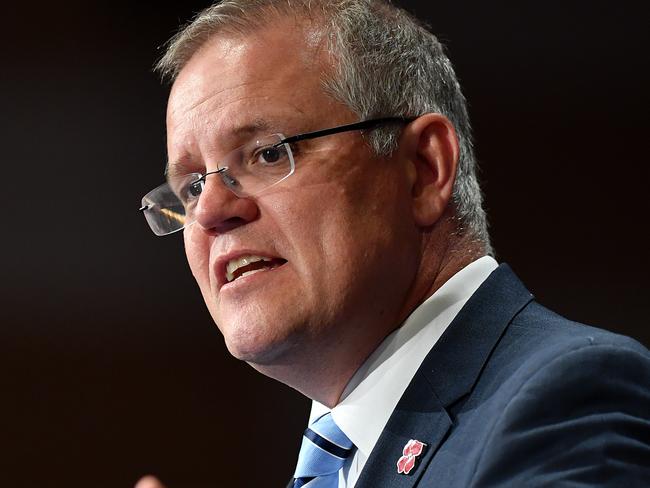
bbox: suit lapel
[353,364,452,488]
[355,264,533,488]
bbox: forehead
[166,21,345,145]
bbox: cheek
[276,183,393,282]
[321,175,416,281]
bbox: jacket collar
[354,264,534,488]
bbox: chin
[213,288,310,364]
[225,339,293,366]
[221,316,297,365]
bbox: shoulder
[493,302,650,420]
[486,299,649,382]
[468,301,650,486]
[481,300,650,440]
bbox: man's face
[166,23,421,372]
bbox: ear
[400,113,459,227]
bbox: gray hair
[156,0,492,253]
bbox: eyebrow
[164,118,274,177]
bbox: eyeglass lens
[141,134,295,236]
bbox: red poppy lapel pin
[396,439,427,475]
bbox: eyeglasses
[139,117,412,236]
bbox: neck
[394,216,487,333]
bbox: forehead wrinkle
[171,93,310,151]
[167,77,275,125]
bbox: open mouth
[225,255,287,284]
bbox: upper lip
[214,249,284,289]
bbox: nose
[192,172,259,235]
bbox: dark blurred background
[1,1,648,487]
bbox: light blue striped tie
[293,413,355,487]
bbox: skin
[165,19,480,409]
[134,477,165,488]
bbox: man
[137,0,650,486]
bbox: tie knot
[293,413,355,487]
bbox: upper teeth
[226,255,273,283]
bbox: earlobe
[405,114,460,227]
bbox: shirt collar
[308,256,499,457]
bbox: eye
[188,179,204,197]
[253,144,286,166]
[177,177,204,204]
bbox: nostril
[205,216,253,235]
[225,217,248,227]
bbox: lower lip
[220,262,287,292]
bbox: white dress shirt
[306,256,499,487]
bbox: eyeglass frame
[139,116,415,235]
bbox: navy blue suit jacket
[349,264,650,487]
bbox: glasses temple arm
[280,117,414,145]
